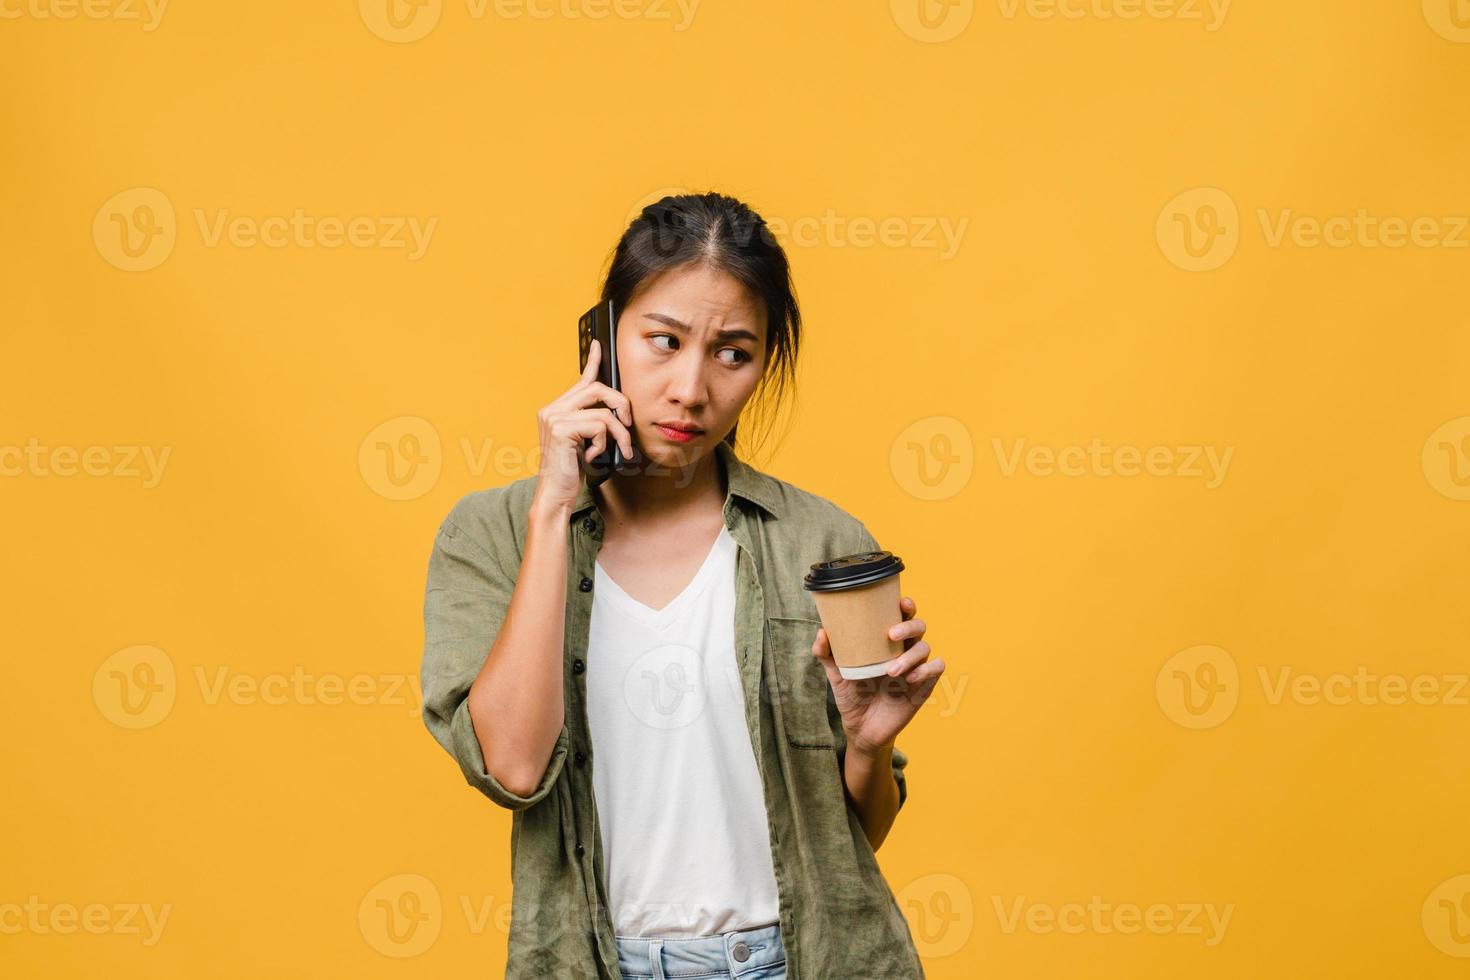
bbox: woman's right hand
[530,338,635,518]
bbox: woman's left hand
[811,596,944,756]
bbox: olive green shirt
[420,439,926,979]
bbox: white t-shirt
[585,523,782,938]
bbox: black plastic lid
[803,550,904,592]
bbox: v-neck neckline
[594,525,732,629]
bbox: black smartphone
[577,299,624,487]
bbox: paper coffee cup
[803,549,905,680]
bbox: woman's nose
[667,356,710,405]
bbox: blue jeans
[613,921,786,979]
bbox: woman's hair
[599,191,801,458]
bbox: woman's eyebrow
[642,311,760,344]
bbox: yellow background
[4,0,1469,976]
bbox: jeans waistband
[614,921,784,979]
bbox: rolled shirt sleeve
[420,496,569,811]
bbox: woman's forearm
[842,740,901,851]
[465,500,570,797]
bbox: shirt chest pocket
[765,616,837,749]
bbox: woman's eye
[650,335,748,365]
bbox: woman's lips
[654,424,701,443]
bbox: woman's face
[615,261,768,473]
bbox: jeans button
[731,941,750,962]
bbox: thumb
[811,627,844,688]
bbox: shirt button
[574,841,585,857]
[732,941,750,962]
[582,516,597,533]
[579,576,593,592]
[574,750,586,767]
[572,659,585,674]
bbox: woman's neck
[594,446,728,531]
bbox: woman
[421,192,944,979]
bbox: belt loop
[648,938,665,980]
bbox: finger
[575,381,634,427]
[904,666,943,704]
[810,628,843,686]
[883,639,931,678]
[903,659,944,691]
[888,617,926,643]
[582,428,607,461]
[579,337,601,383]
[899,596,917,621]
[590,407,635,458]
[554,413,634,460]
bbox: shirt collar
[567,438,781,522]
